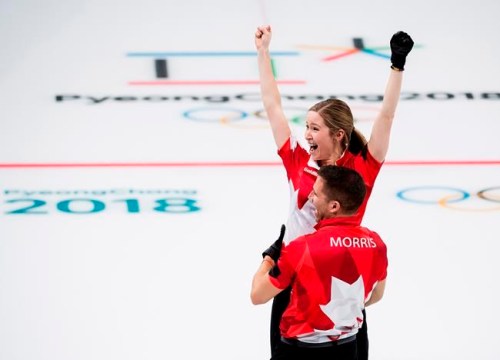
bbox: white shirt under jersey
[278,134,383,245]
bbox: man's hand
[262,224,285,262]
[390,31,414,71]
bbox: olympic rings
[182,107,248,123]
[397,186,500,212]
[182,105,379,129]
[182,106,305,129]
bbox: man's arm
[251,256,283,305]
[365,279,386,307]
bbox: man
[251,166,388,360]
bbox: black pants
[271,337,357,360]
[357,308,369,360]
[270,287,369,359]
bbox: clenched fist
[390,31,414,71]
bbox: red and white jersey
[278,135,382,244]
[269,217,388,343]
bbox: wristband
[391,65,404,72]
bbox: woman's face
[304,111,336,162]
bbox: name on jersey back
[330,236,377,248]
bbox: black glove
[390,31,414,71]
[262,224,286,262]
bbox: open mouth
[310,144,318,153]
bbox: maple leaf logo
[318,276,365,333]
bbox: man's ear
[329,200,341,215]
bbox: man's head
[309,165,367,221]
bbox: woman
[254,25,414,359]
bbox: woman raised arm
[255,25,291,149]
[368,31,414,162]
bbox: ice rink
[1,0,500,359]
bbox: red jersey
[278,135,382,243]
[269,217,388,343]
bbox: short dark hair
[317,165,367,214]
